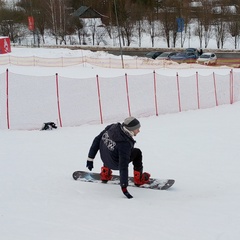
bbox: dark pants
[102,148,143,171]
[130,148,143,172]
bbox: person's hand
[86,158,93,171]
[121,187,133,199]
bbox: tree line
[0,0,240,49]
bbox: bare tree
[227,4,240,49]
[0,2,25,43]
[214,21,229,49]
[146,13,156,47]
[213,5,232,49]
[158,0,178,48]
[192,0,215,48]
[131,5,145,47]
[193,18,204,48]
[3,0,240,49]
[228,20,240,49]
[112,0,135,46]
[0,0,4,9]
[45,0,73,45]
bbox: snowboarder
[86,117,150,199]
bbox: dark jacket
[88,123,135,187]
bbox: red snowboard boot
[134,170,150,186]
[100,166,112,183]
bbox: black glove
[121,187,133,199]
[86,160,93,171]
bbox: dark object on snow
[41,122,57,130]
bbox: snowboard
[72,171,175,190]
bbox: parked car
[170,52,198,63]
[185,48,200,57]
[145,51,162,59]
[196,52,217,65]
[156,51,177,60]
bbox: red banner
[0,37,11,54]
[28,16,34,31]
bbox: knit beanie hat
[122,117,141,131]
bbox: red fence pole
[96,75,103,124]
[230,69,233,104]
[6,69,10,129]
[213,72,218,106]
[196,71,200,109]
[153,70,158,116]
[125,73,131,117]
[55,73,63,127]
[176,73,181,112]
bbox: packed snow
[1,46,240,240]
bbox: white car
[196,53,217,65]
